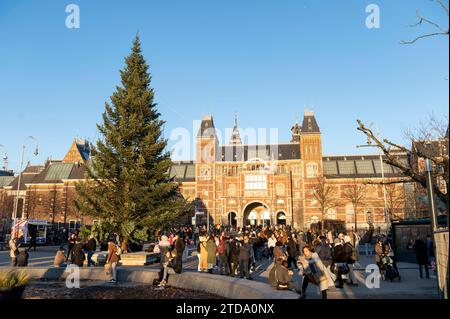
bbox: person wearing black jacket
[173,233,185,273]
[286,236,298,269]
[228,238,240,277]
[86,235,97,267]
[70,241,86,267]
[331,239,347,288]
[414,236,430,279]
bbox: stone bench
[90,251,159,266]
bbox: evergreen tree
[76,36,189,247]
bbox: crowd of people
[7,223,437,295]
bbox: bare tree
[342,179,367,233]
[312,177,338,234]
[401,0,449,44]
[384,183,406,221]
[357,116,449,211]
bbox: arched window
[277,212,286,225]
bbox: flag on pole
[11,218,27,238]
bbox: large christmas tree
[76,36,189,246]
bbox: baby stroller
[382,256,400,282]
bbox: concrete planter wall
[0,266,298,299]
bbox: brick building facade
[0,112,422,235]
[169,111,413,232]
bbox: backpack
[115,245,122,256]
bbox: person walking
[375,236,390,280]
[106,236,121,282]
[425,235,435,277]
[343,235,358,286]
[297,245,332,299]
[331,238,347,288]
[66,231,77,263]
[414,236,430,279]
[86,235,97,267]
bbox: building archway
[277,211,287,225]
[242,201,270,227]
[227,211,237,227]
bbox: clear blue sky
[0,0,448,171]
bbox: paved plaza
[0,246,439,299]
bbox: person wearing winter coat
[205,234,217,273]
[70,240,86,267]
[16,247,29,267]
[297,245,333,299]
[9,236,20,267]
[286,236,298,269]
[375,236,390,278]
[198,234,209,272]
[217,236,230,275]
[331,239,347,288]
[228,238,240,277]
[106,237,120,282]
[173,233,185,273]
[238,236,252,280]
[54,246,66,267]
[315,236,332,267]
[268,256,299,293]
[414,236,430,279]
[343,235,358,286]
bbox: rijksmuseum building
[0,111,423,234]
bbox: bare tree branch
[401,31,449,44]
[401,0,449,44]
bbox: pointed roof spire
[229,111,242,145]
[301,108,320,133]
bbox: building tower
[299,109,323,228]
[195,115,218,226]
[229,112,242,145]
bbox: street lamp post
[12,136,39,235]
